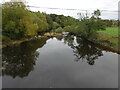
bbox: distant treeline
[2,1,119,40]
[102,20,119,27]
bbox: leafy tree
[0,6,2,39]
[49,14,79,28]
[76,9,106,39]
[2,0,107,41]
[34,12,48,34]
[52,22,59,29]
[63,25,77,34]
[46,14,53,30]
[2,1,40,39]
[2,0,26,9]
[19,12,39,37]
[93,9,101,18]
[55,27,64,33]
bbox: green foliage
[97,27,118,37]
[76,19,106,38]
[96,27,119,50]
[75,22,87,36]
[103,20,118,27]
[63,25,76,34]
[2,3,27,39]
[49,14,79,28]
[55,27,64,33]
[19,12,39,37]
[46,14,53,30]
[34,12,48,33]
[93,9,101,18]
[2,1,48,39]
[0,6,2,26]
[2,1,107,42]
[52,22,60,29]
[76,9,106,39]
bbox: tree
[76,10,106,39]
[2,0,26,9]
[52,22,59,29]
[2,1,40,39]
[46,14,53,31]
[0,6,2,35]
[93,9,101,18]
[55,27,64,33]
[63,25,76,34]
[19,13,39,36]
[34,12,48,34]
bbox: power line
[2,3,119,12]
[27,6,87,11]
[1,3,118,20]
[27,5,119,12]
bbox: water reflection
[2,35,104,78]
[2,36,118,88]
[61,35,103,65]
[2,38,48,78]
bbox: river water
[2,35,118,88]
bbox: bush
[63,25,76,34]
[55,27,64,33]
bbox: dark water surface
[2,36,118,88]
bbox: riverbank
[1,38,33,48]
[75,27,120,54]
[1,32,62,48]
[89,39,120,54]
[91,27,120,54]
[1,27,120,54]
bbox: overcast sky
[27,0,119,10]
[1,0,120,19]
[1,0,119,10]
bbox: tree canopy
[2,1,112,41]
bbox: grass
[97,27,118,37]
[96,27,119,50]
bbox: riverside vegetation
[1,0,119,53]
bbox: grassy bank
[1,33,62,48]
[94,27,119,52]
[98,27,118,37]
[1,27,119,54]
[2,38,31,48]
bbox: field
[96,27,119,50]
[98,27,118,37]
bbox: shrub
[55,27,64,33]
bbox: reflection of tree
[56,36,63,41]
[2,38,48,78]
[64,36,103,65]
[63,35,75,48]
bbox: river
[2,35,118,88]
